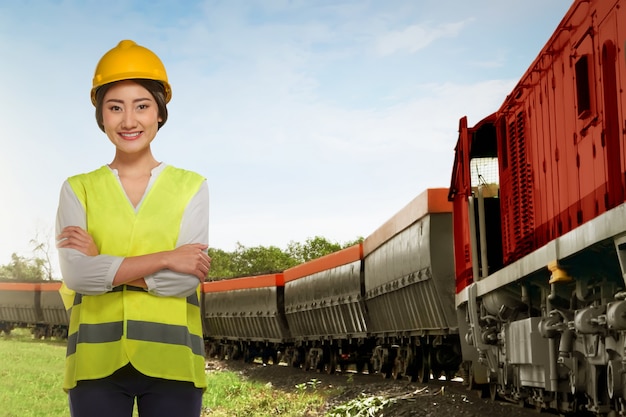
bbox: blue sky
[0,0,573,276]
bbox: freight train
[1,0,626,414]
[202,188,459,382]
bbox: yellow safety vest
[62,165,206,390]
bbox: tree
[207,247,236,279]
[205,236,364,280]
[230,243,298,277]
[30,229,54,280]
[286,235,364,264]
[0,253,46,281]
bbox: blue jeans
[68,364,203,417]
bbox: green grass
[0,328,328,417]
[202,371,326,416]
[0,328,67,417]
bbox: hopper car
[0,281,68,338]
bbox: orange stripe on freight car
[202,273,284,293]
[283,243,363,283]
[363,188,451,256]
[40,282,63,291]
[0,282,41,291]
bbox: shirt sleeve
[143,181,209,297]
[56,180,121,295]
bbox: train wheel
[207,342,218,358]
[467,364,488,398]
[261,347,276,365]
[391,365,402,379]
[287,351,297,367]
[380,362,392,379]
[325,350,337,375]
[243,346,253,363]
[405,347,419,382]
[304,348,321,372]
[381,348,395,379]
[370,346,386,376]
[392,347,410,380]
[356,360,365,373]
[231,344,242,361]
[431,364,443,381]
[489,383,498,401]
[218,345,226,361]
[416,347,431,383]
[32,326,46,340]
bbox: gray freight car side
[202,274,290,344]
[41,283,69,327]
[0,282,41,325]
[364,212,456,336]
[283,244,367,341]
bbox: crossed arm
[55,179,210,297]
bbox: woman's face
[101,80,163,156]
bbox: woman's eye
[137,104,148,110]
[109,105,122,112]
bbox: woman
[56,40,210,417]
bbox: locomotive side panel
[498,0,626,265]
[452,0,626,413]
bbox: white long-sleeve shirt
[56,163,209,298]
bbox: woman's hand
[164,243,211,282]
[56,226,99,256]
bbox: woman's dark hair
[94,79,169,132]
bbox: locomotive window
[470,157,499,189]
[575,55,591,118]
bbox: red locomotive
[450,0,626,413]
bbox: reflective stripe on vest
[66,290,202,356]
[63,165,206,390]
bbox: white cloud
[374,20,470,56]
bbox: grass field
[0,328,67,417]
[0,328,327,417]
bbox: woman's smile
[119,131,142,140]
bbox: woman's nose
[121,110,137,129]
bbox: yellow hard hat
[91,40,172,105]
